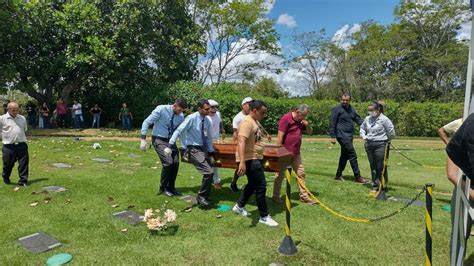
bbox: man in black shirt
[330,94,367,183]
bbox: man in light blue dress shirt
[168,99,215,206]
[140,99,188,196]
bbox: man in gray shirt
[1,102,29,186]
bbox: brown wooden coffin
[212,142,292,172]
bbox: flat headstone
[92,158,112,163]
[112,210,144,225]
[389,196,425,207]
[180,195,197,205]
[128,153,141,158]
[17,232,61,253]
[42,186,68,193]
[52,163,72,169]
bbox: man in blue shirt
[140,99,188,197]
[168,99,215,206]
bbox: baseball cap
[208,99,219,107]
[241,97,253,106]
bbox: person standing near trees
[55,98,68,128]
[26,102,36,129]
[39,103,50,129]
[360,102,395,193]
[140,99,187,197]
[90,104,103,129]
[330,94,367,183]
[230,97,253,192]
[272,104,317,204]
[72,100,83,129]
[119,103,133,131]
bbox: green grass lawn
[0,135,471,265]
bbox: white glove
[164,147,172,156]
[140,139,147,151]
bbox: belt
[366,139,388,143]
[4,142,25,146]
[152,136,170,142]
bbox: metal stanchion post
[278,167,297,256]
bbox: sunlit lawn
[0,132,471,264]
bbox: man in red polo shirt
[273,104,316,204]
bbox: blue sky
[268,0,400,48]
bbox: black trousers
[2,143,29,184]
[57,114,67,128]
[188,146,214,199]
[153,137,179,192]
[336,137,361,178]
[237,160,268,218]
[365,141,389,189]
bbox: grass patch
[0,136,469,264]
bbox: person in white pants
[207,100,224,189]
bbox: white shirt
[72,103,82,115]
[0,113,28,144]
[443,118,463,135]
[232,111,246,130]
[207,111,222,140]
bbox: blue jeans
[28,115,36,129]
[122,116,131,130]
[92,114,100,128]
[74,114,83,128]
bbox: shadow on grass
[29,178,49,185]
[149,225,179,236]
[465,252,474,265]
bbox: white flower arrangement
[143,208,177,232]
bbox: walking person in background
[230,97,253,192]
[55,98,68,128]
[39,103,50,129]
[119,103,133,131]
[207,99,225,189]
[72,100,83,129]
[360,102,395,193]
[90,104,103,129]
[26,102,36,129]
[330,94,367,183]
[1,102,29,187]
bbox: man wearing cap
[168,99,215,206]
[1,102,29,187]
[140,99,187,196]
[230,97,253,192]
[207,99,224,189]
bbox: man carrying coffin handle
[140,99,187,196]
[168,99,215,207]
[232,100,278,227]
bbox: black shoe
[230,183,240,193]
[196,196,210,207]
[162,190,174,197]
[3,178,11,185]
[169,188,182,196]
[18,182,28,187]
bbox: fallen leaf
[111,204,119,208]
[216,215,223,219]
[127,205,135,209]
[30,202,39,207]
[120,228,128,232]
[44,200,50,204]
[184,207,192,213]
[108,196,114,202]
[13,187,20,192]
[65,199,72,204]
[31,191,37,195]
[44,196,52,201]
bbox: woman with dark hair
[360,101,395,194]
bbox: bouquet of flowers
[143,208,177,232]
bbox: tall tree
[197,0,279,84]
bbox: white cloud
[331,24,361,50]
[458,20,471,41]
[277,13,297,29]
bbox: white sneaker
[232,204,250,217]
[259,215,278,227]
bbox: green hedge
[148,81,463,137]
